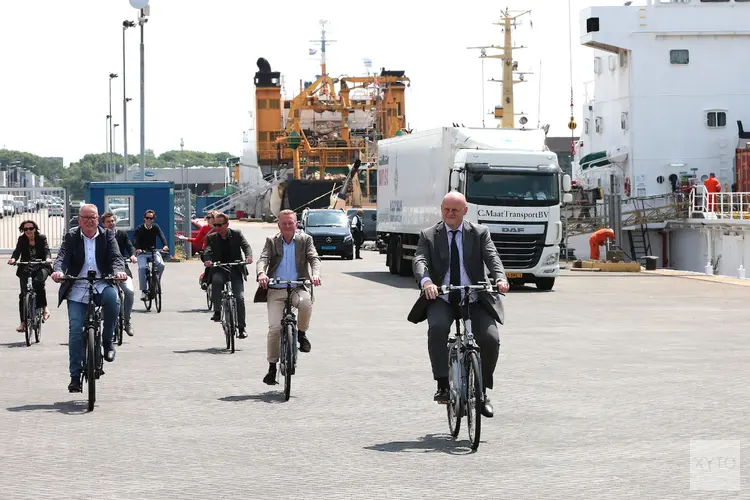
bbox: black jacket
[203,229,252,279]
[11,233,52,277]
[52,227,126,306]
[115,229,136,278]
[133,223,167,251]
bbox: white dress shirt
[421,224,473,303]
[67,231,108,304]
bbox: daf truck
[376,126,572,291]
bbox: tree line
[0,148,234,197]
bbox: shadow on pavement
[219,391,294,404]
[7,400,89,415]
[177,309,210,314]
[1,341,29,348]
[364,433,475,455]
[173,348,237,355]
[343,271,418,290]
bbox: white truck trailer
[376,126,572,290]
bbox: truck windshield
[307,211,348,227]
[466,172,559,206]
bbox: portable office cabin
[85,181,176,253]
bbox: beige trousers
[266,288,312,363]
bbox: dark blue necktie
[450,230,461,305]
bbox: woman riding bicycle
[7,220,52,332]
[177,211,216,290]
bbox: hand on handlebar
[51,271,64,283]
[7,258,15,265]
[496,279,510,294]
[312,275,321,287]
[204,260,212,268]
[129,255,137,264]
[135,249,142,255]
[422,280,439,300]
[257,272,269,289]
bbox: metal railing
[689,185,750,220]
[1,187,69,254]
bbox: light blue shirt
[67,231,109,304]
[270,237,297,288]
[421,224,472,303]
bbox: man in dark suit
[51,204,127,393]
[101,211,138,337]
[202,212,254,337]
[409,191,509,418]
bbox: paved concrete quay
[1,221,748,499]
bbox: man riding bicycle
[254,209,321,385]
[51,204,127,393]
[178,211,216,290]
[409,192,509,418]
[101,211,137,336]
[133,209,169,302]
[202,212,253,338]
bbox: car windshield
[466,171,559,207]
[307,211,348,227]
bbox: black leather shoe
[482,396,494,418]
[210,313,220,322]
[298,332,311,353]
[263,367,278,385]
[104,342,116,362]
[68,376,82,393]
[433,388,449,404]
[238,330,247,339]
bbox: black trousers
[426,298,500,390]
[18,268,50,322]
[211,269,246,330]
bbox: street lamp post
[138,5,149,179]
[108,73,119,178]
[105,115,111,172]
[113,124,120,179]
[123,20,136,180]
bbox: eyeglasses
[79,215,98,220]
[213,222,226,228]
[23,227,35,232]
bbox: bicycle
[60,271,122,412]
[267,278,311,401]
[13,259,48,346]
[115,283,125,346]
[210,261,250,353]
[140,247,165,313]
[439,281,503,451]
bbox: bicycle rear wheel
[34,309,42,344]
[283,324,294,401]
[466,351,483,451]
[447,346,462,439]
[154,278,162,313]
[206,283,213,311]
[228,298,236,354]
[86,327,97,411]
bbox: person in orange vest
[589,228,615,261]
[704,172,721,212]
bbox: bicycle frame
[14,260,46,344]
[211,261,249,352]
[267,278,311,378]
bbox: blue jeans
[137,253,165,292]
[66,285,119,378]
[119,276,135,324]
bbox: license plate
[321,245,336,250]
[506,272,523,279]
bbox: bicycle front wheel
[447,348,462,439]
[228,298,236,354]
[24,295,34,347]
[34,309,42,344]
[86,327,97,412]
[154,278,162,313]
[466,351,483,451]
[283,324,294,401]
[206,283,213,311]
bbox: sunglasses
[23,227,35,232]
[145,216,154,220]
[213,222,226,228]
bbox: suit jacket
[408,220,506,325]
[203,228,253,279]
[253,231,321,303]
[11,233,52,277]
[53,227,126,306]
[115,229,136,278]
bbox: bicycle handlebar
[10,259,49,266]
[211,261,250,268]
[267,278,312,286]
[59,274,124,283]
[436,282,504,296]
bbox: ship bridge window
[670,49,689,64]
[706,111,727,128]
[586,17,599,33]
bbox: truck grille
[490,234,544,269]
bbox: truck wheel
[388,238,398,275]
[535,278,555,291]
[395,236,412,277]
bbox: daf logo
[326,237,332,243]
[501,227,525,233]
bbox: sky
[0,0,639,166]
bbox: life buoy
[624,176,631,197]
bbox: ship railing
[689,185,750,220]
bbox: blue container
[85,181,176,254]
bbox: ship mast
[309,19,336,98]
[468,8,532,128]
